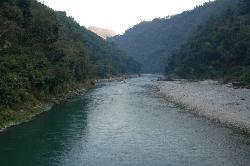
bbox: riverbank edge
[0,80,94,132]
[0,74,139,132]
[157,80,250,134]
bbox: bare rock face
[88,26,116,39]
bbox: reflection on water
[0,75,250,166]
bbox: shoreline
[0,104,53,133]
[157,80,250,133]
[0,82,92,133]
[0,74,140,132]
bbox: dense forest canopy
[0,0,140,107]
[109,0,237,73]
[166,0,250,83]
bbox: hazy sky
[38,0,213,34]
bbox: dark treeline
[166,0,250,83]
[0,0,140,108]
[109,0,236,73]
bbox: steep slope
[88,26,116,39]
[166,0,250,83]
[0,0,140,126]
[109,0,236,73]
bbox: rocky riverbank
[157,80,250,133]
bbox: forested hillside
[166,0,250,83]
[0,0,140,115]
[109,0,236,73]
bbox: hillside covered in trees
[0,0,140,124]
[166,0,250,83]
[109,0,237,73]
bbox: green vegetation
[109,0,236,73]
[166,0,250,83]
[0,0,140,127]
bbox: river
[0,75,250,166]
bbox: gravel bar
[157,80,250,132]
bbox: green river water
[0,75,250,166]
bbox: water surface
[0,75,250,166]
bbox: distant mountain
[88,26,116,39]
[109,0,237,73]
[166,0,250,83]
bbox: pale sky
[38,0,213,34]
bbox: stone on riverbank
[158,80,250,132]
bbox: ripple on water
[0,75,250,166]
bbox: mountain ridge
[88,26,116,39]
[109,0,237,73]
